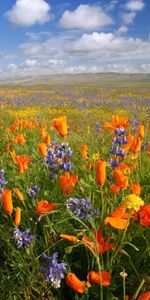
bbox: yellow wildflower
[123,194,144,211]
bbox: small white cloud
[125,0,145,11]
[6,0,51,27]
[48,59,64,65]
[121,12,136,24]
[22,59,37,67]
[6,63,18,72]
[118,25,128,33]
[59,4,113,29]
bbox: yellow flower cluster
[123,194,144,211]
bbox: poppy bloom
[16,155,31,174]
[60,172,78,194]
[138,125,144,139]
[35,200,57,215]
[2,189,13,214]
[52,116,67,138]
[60,234,78,242]
[130,183,141,195]
[87,271,111,287]
[80,144,88,159]
[5,143,11,153]
[10,149,16,162]
[113,169,128,190]
[13,188,25,205]
[138,291,150,300]
[104,205,129,229]
[104,115,129,129]
[66,273,85,293]
[37,143,47,157]
[44,134,51,146]
[14,207,21,226]
[138,205,150,226]
[14,133,26,145]
[110,184,120,195]
[82,229,114,254]
[96,160,106,186]
[132,137,142,153]
[40,126,47,139]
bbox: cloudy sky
[0,0,150,78]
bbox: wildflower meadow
[0,79,150,300]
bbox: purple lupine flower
[12,228,35,249]
[40,252,67,288]
[109,147,127,157]
[95,122,101,134]
[66,198,98,221]
[109,158,120,167]
[130,119,139,127]
[27,183,40,198]
[112,137,128,145]
[46,142,74,179]
[115,127,125,135]
[0,169,8,186]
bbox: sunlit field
[0,77,150,300]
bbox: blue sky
[0,0,150,78]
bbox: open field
[0,75,150,300]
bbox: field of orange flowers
[0,82,150,300]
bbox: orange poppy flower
[2,189,13,214]
[138,205,150,226]
[82,229,114,254]
[14,207,21,226]
[44,134,51,146]
[16,155,30,173]
[148,144,150,156]
[104,205,130,229]
[87,271,111,287]
[10,149,16,162]
[138,125,144,139]
[37,143,47,157]
[96,160,106,186]
[60,234,78,242]
[80,144,88,159]
[104,115,129,129]
[5,143,11,153]
[40,126,47,139]
[52,116,67,138]
[130,183,141,195]
[123,132,134,152]
[60,172,78,194]
[110,184,120,195]
[35,200,57,215]
[66,273,85,293]
[14,133,26,145]
[113,169,128,190]
[138,291,150,300]
[132,137,142,153]
[13,188,25,205]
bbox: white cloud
[5,0,51,27]
[59,4,113,29]
[121,12,136,24]
[6,63,18,72]
[48,59,64,65]
[72,32,150,60]
[22,59,37,67]
[118,25,128,33]
[125,0,145,11]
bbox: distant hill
[0,73,150,86]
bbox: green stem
[131,278,145,300]
[123,276,126,300]
[100,186,104,222]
